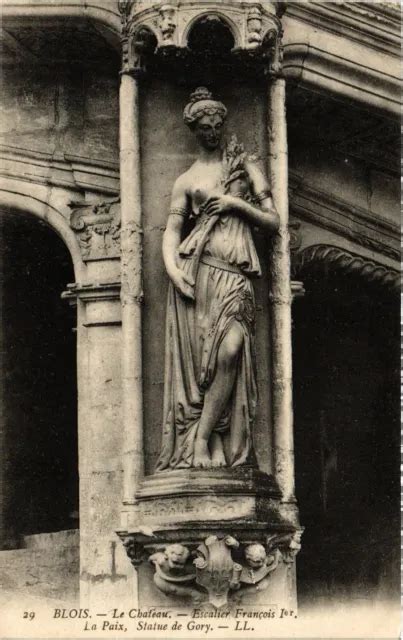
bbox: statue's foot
[211,457,226,467]
[210,433,227,467]
[193,439,212,468]
[211,449,226,467]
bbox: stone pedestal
[118,469,301,611]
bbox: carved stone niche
[69,199,121,261]
[117,527,303,610]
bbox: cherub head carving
[165,543,190,569]
[244,543,267,570]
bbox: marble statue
[156,87,279,471]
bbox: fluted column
[268,75,295,505]
[119,37,144,503]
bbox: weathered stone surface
[0,531,79,604]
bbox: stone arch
[183,11,240,50]
[292,241,400,604]
[292,243,399,293]
[1,198,80,556]
[0,186,86,282]
[130,24,159,53]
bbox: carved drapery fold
[293,244,399,292]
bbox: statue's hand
[170,268,195,301]
[203,194,243,217]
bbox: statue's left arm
[203,161,279,234]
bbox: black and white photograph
[0,0,400,638]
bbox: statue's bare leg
[194,322,243,468]
[210,432,226,467]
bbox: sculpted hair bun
[183,87,227,126]
[189,87,213,103]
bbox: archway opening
[187,15,235,53]
[292,264,400,608]
[1,209,78,547]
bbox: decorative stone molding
[194,536,242,607]
[119,0,157,76]
[62,281,121,304]
[284,1,400,58]
[120,534,147,568]
[266,529,303,564]
[0,144,119,195]
[291,280,305,300]
[282,43,400,118]
[289,175,400,264]
[119,1,283,56]
[121,530,302,607]
[293,244,399,292]
[69,199,121,261]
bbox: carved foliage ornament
[69,199,121,261]
[145,531,302,608]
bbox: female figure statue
[156,87,279,471]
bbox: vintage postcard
[0,0,400,638]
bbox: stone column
[63,281,136,608]
[268,75,296,506]
[119,50,144,504]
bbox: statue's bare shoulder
[172,164,197,196]
[170,166,195,210]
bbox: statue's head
[183,87,227,151]
[165,543,190,568]
[244,543,267,570]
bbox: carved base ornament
[138,531,302,609]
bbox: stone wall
[0,530,79,604]
[0,62,119,165]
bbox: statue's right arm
[162,175,195,300]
